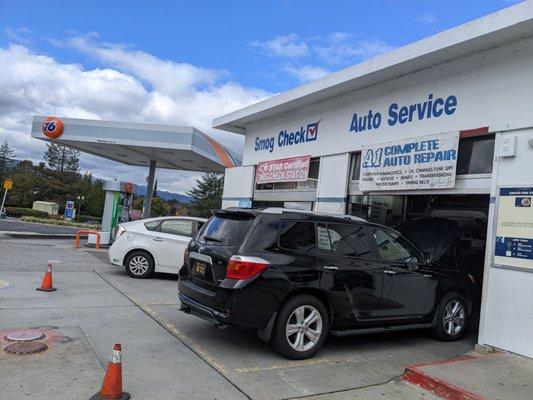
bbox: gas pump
[88,180,134,246]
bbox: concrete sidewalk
[404,350,533,400]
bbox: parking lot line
[235,358,333,373]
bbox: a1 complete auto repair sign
[256,155,311,184]
[360,131,459,191]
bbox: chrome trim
[189,252,213,264]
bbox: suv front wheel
[432,292,469,341]
[271,294,329,359]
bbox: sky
[0,0,523,194]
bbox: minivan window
[144,221,161,231]
[198,215,253,246]
[279,221,316,252]
[160,219,193,237]
[320,223,376,258]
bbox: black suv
[178,208,472,359]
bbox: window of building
[160,219,194,237]
[349,152,362,181]
[457,135,494,175]
[278,221,316,252]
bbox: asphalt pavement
[0,217,79,235]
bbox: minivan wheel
[271,294,329,359]
[431,292,468,341]
[125,251,155,279]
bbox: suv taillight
[226,256,269,280]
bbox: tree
[44,143,80,174]
[187,173,224,218]
[0,141,15,183]
[150,196,169,217]
[7,160,42,207]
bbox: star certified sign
[41,116,64,139]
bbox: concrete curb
[403,355,487,400]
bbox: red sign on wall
[255,155,311,184]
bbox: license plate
[194,262,206,276]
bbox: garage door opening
[347,193,490,337]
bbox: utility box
[32,201,59,215]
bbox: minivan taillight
[115,225,126,240]
[226,256,269,280]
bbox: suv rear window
[278,221,316,252]
[197,214,253,245]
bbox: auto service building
[214,2,533,358]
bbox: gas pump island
[87,180,134,246]
[31,116,241,245]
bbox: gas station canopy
[31,116,241,172]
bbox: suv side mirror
[406,256,419,272]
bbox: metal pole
[143,160,157,219]
[0,188,7,214]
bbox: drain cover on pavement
[5,329,45,341]
[3,341,48,355]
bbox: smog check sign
[360,132,459,191]
[255,155,311,184]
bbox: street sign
[64,200,75,220]
[3,178,12,190]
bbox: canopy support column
[143,160,157,219]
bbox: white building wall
[479,129,533,358]
[315,154,350,214]
[221,166,255,209]
[243,35,533,166]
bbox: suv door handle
[323,265,339,271]
[384,269,397,274]
[153,237,164,242]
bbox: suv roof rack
[261,207,366,222]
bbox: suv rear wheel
[271,294,329,359]
[432,292,468,341]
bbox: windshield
[399,218,461,259]
[197,214,253,246]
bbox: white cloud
[0,38,271,193]
[251,31,393,68]
[417,14,437,25]
[251,34,308,58]
[284,64,329,83]
[5,27,33,46]
[314,33,393,65]
[68,34,221,95]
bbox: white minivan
[108,216,206,278]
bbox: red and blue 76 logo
[306,120,321,141]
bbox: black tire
[271,294,329,359]
[124,250,155,279]
[431,292,469,341]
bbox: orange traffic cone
[90,344,130,400]
[36,263,57,292]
